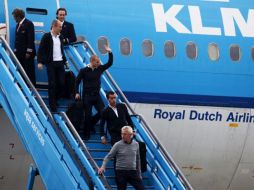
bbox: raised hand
[104,44,112,53]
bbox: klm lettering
[152,3,254,37]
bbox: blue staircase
[64,41,194,190]
[0,36,110,189]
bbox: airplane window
[164,41,176,58]
[97,36,109,55]
[186,42,197,60]
[120,38,132,56]
[208,43,219,61]
[252,47,254,61]
[76,36,85,42]
[230,45,241,61]
[142,39,154,57]
[26,8,47,15]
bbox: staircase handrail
[0,36,55,126]
[60,112,112,190]
[70,40,193,190]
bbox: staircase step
[89,150,110,158]
[87,134,103,141]
[85,141,111,149]
[111,185,155,190]
[93,158,114,167]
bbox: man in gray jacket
[98,126,144,190]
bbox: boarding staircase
[0,36,193,190]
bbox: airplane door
[0,1,7,40]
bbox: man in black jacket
[75,45,113,139]
[37,20,68,112]
[12,8,36,85]
[100,91,134,145]
[56,8,77,45]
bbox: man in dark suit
[37,20,68,112]
[56,8,77,45]
[12,8,36,85]
[100,91,134,145]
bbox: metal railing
[60,112,112,190]
[70,40,194,190]
[0,36,55,125]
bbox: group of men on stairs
[12,7,147,190]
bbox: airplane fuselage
[1,0,254,190]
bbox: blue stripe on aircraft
[124,91,254,108]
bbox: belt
[52,60,63,63]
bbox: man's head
[106,91,117,107]
[56,8,67,22]
[51,19,62,35]
[90,55,100,68]
[121,126,134,143]
[12,8,25,23]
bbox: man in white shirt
[37,20,68,112]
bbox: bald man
[75,45,113,139]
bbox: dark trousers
[115,170,144,190]
[17,56,36,86]
[110,134,122,146]
[83,94,104,138]
[46,61,65,111]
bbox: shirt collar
[109,104,116,109]
[58,20,64,26]
[19,18,25,25]
[51,31,60,38]
[87,64,97,70]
